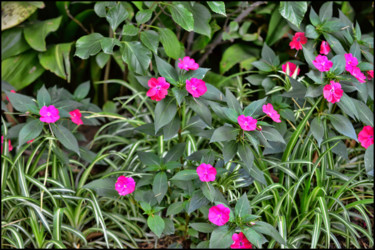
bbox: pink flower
[27,139,34,144]
[289,32,307,51]
[115,176,136,196]
[238,115,257,131]
[178,56,199,71]
[312,55,333,72]
[323,81,344,104]
[350,66,366,83]
[344,53,358,72]
[358,126,374,149]
[282,62,300,76]
[39,105,60,123]
[1,136,13,153]
[367,70,374,80]
[69,109,83,125]
[186,78,207,98]
[231,232,253,249]
[262,103,281,123]
[147,77,170,101]
[320,41,330,55]
[208,204,230,226]
[196,163,217,182]
[6,90,16,102]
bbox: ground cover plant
[1,1,374,249]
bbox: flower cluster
[345,53,366,83]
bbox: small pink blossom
[367,70,374,80]
[178,56,199,71]
[358,126,374,149]
[115,176,136,196]
[1,136,13,153]
[27,139,34,144]
[69,109,83,125]
[350,66,366,83]
[147,77,170,101]
[312,55,333,72]
[39,105,60,123]
[6,90,16,102]
[186,78,207,98]
[208,204,230,226]
[282,62,300,76]
[196,163,217,182]
[238,115,257,131]
[289,32,307,51]
[231,232,253,249]
[323,81,343,104]
[320,41,330,55]
[344,53,358,72]
[262,103,281,123]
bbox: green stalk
[40,139,53,210]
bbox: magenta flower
[69,109,83,125]
[178,56,199,71]
[208,204,230,226]
[358,126,374,149]
[312,55,333,72]
[320,41,330,55]
[238,115,257,131]
[323,81,344,104]
[344,53,358,72]
[39,105,60,123]
[196,163,217,182]
[282,62,300,76]
[147,77,170,101]
[115,176,136,196]
[289,32,307,51]
[262,103,281,123]
[186,78,207,98]
[27,139,34,144]
[6,90,16,102]
[231,232,253,249]
[367,70,374,80]
[1,136,13,153]
[350,66,366,83]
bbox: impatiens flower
[312,55,333,72]
[147,77,170,101]
[320,41,330,55]
[27,139,34,144]
[323,80,344,104]
[208,204,230,226]
[39,105,60,123]
[186,78,207,98]
[350,66,366,83]
[1,136,13,153]
[231,232,253,249]
[178,56,199,71]
[115,176,136,196]
[289,32,307,51]
[196,163,217,182]
[282,62,300,76]
[238,115,257,131]
[358,126,374,149]
[262,103,281,123]
[345,53,358,72]
[69,109,83,125]
[367,70,374,80]
[6,90,16,102]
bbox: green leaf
[238,144,254,176]
[189,3,211,37]
[188,191,209,214]
[210,126,237,143]
[23,16,62,51]
[365,145,373,176]
[279,2,308,28]
[266,7,289,46]
[355,21,361,41]
[96,52,110,68]
[122,41,151,75]
[83,177,118,197]
[164,142,186,162]
[137,151,160,166]
[220,44,256,74]
[5,90,38,113]
[349,41,361,62]
[225,88,241,115]
[169,3,194,31]
[223,140,238,163]
[166,202,184,216]
[1,1,43,30]
[302,45,316,68]
[136,9,152,24]
[75,33,104,59]
[309,7,320,26]
[352,99,373,126]
[251,221,287,246]
[39,43,72,81]
[243,97,267,117]
[323,33,346,55]
[172,87,188,106]
[140,30,159,54]
[209,226,233,249]
[74,81,90,100]
[305,24,319,39]
[100,37,121,54]
[337,93,359,120]
[18,119,43,146]
[106,3,128,32]
[310,117,324,147]
[1,27,30,60]
[153,172,168,204]
[207,2,226,16]
[252,60,273,72]
[36,85,51,108]
[170,170,198,181]
[261,127,285,144]
[154,97,177,133]
[51,124,80,156]
[188,98,212,126]
[319,2,332,21]
[154,55,178,84]
[330,54,346,75]
[223,108,238,123]
[190,223,216,233]
[163,116,180,140]
[147,215,165,238]
[122,24,139,36]
[159,28,181,60]
[329,114,357,141]
[261,43,276,65]
[242,227,268,248]
[94,2,116,17]
[235,193,250,218]
[201,182,216,202]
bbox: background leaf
[279,2,308,28]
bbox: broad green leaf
[310,117,324,147]
[266,7,289,46]
[261,43,276,65]
[242,227,268,248]
[220,44,256,74]
[1,27,30,59]
[164,142,186,162]
[159,28,181,59]
[207,2,226,16]
[201,182,215,202]
[188,98,212,126]
[209,226,233,249]
[172,87,188,106]
[100,37,121,54]
[170,170,198,181]
[210,126,237,143]
[94,1,116,17]
[355,21,361,41]
[323,33,346,55]
[166,202,184,216]
[74,81,90,100]
[36,85,51,108]
[83,177,118,197]
[122,41,151,75]
[24,16,62,51]
[154,55,178,84]
[251,221,287,246]
[235,193,250,218]
[188,3,211,37]
[154,97,177,133]
[302,46,316,68]
[330,54,346,75]
[137,151,160,166]
[261,127,285,144]
[39,43,72,81]
[365,145,373,176]
[329,114,357,141]
[153,172,168,204]
[106,3,128,32]
[305,24,319,39]
[163,116,180,140]
[51,124,80,156]
[243,97,267,117]
[225,88,241,114]
[352,99,373,126]
[122,24,139,36]
[319,2,332,21]
[75,33,104,59]
[136,9,152,24]
[18,119,43,146]
[190,223,216,233]
[309,7,320,26]
[349,41,361,62]
[238,144,254,175]
[223,140,237,163]
[140,30,159,54]
[223,108,238,123]
[96,52,110,68]
[252,60,273,72]
[337,93,359,120]
[169,3,194,31]
[5,91,38,113]
[1,2,44,30]
[279,2,308,28]
[187,191,209,214]
[147,215,165,238]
